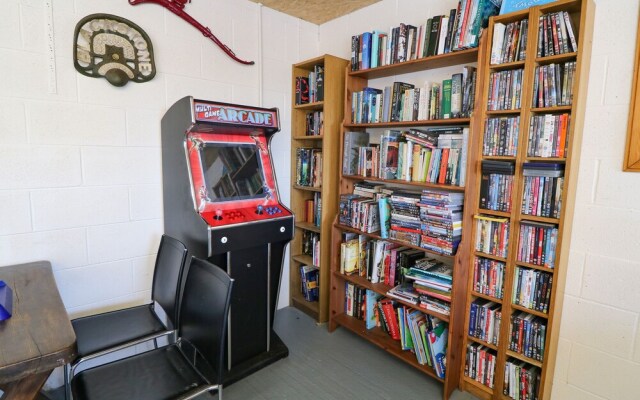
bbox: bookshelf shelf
[348,48,479,80]
[482,155,517,161]
[334,223,457,258]
[330,10,490,400]
[467,335,499,351]
[292,254,314,265]
[505,350,544,369]
[292,184,322,192]
[292,135,324,140]
[290,55,348,323]
[293,101,324,111]
[474,252,508,263]
[343,118,471,129]
[511,303,549,319]
[477,209,511,218]
[332,313,445,382]
[463,376,495,397]
[342,174,466,192]
[333,271,452,322]
[471,291,503,304]
[460,1,594,399]
[530,106,573,113]
[489,60,526,71]
[535,52,578,64]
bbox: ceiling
[249,0,381,25]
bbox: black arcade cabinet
[161,96,294,385]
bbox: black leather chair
[66,235,189,397]
[71,257,233,400]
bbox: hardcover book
[500,0,557,15]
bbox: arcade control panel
[202,204,290,227]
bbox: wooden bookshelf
[328,34,488,400]
[290,55,349,323]
[459,1,594,399]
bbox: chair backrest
[179,257,233,385]
[151,234,189,328]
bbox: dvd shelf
[290,55,348,323]
[460,1,593,399]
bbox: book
[343,131,370,175]
[500,0,557,15]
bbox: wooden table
[0,261,77,400]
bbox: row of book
[517,222,558,269]
[300,265,319,302]
[305,111,323,136]
[417,189,464,255]
[343,283,449,378]
[527,113,570,158]
[480,160,515,213]
[351,69,477,123]
[537,11,578,58]
[400,257,453,315]
[294,64,324,105]
[468,298,502,346]
[504,359,541,400]
[343,127,469,187]
[532,61,576,108]
[338,194,381,234]
[483,116,520,157]
[487,69,524,111]
[304,192,322,227]
[473,256,505,300]
[509,312,547,362]
[513,267,553,314]
[465,343,497,389]
[474,215,510,258]
[522,163,564,218]
[350,0,500,71]
[301,231,320,268]
[491,19,528,65]
[294,148,322,187]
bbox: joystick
[214,209,223,220]
[256,205,264,215]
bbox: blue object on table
[0,280,13,321]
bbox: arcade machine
[161,96,294,385]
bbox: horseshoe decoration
[128,0,255,65]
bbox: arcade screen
[200,143,266,201]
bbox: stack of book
[465,343,497,389]
[403,257,453,316]
[532,61,576,107]
[295,148,322,187]
[536,11,578,58]
[527,113,570,158]
[350,0,501,71]
[304,192,322,226]
[389,191,422,246]
[516,221,558,269]
[479,160,515,213]
[344,282,367,319]
[473,257,505,299]
[474,215,510,258]
[338,194,380,233]
[295,65,325,105]
[522,162,564,218]
[302,231,319,265]
[509,312,547,361]
[418,189,464,255]
[482,116,520,156]
[490,19,529,65]
[513,267,553,314]
[350,68,477,123]
[468,298,502,345]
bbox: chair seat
[72,304,166,357]
[72,345,216,400]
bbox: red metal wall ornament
[128,0,255,65]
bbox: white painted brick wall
[0,0,318,388]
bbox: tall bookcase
[328,44,485,399]
[460,1,593,399]
[290,55,348,323]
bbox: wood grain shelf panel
[341,174,466,192]
[343,118,471,129]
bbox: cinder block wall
[0,0,318,318]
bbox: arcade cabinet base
[223,332,289,386]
